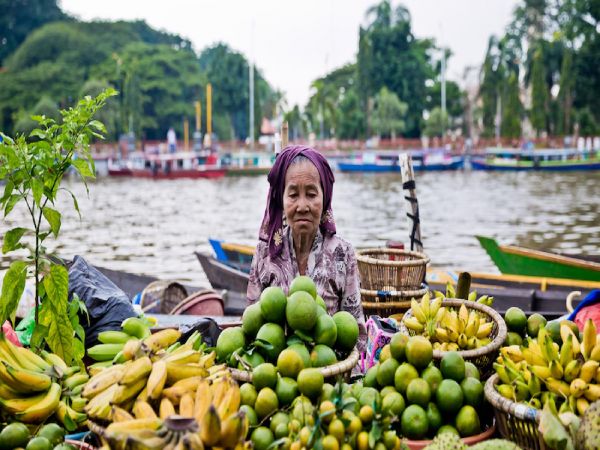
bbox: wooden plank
[400,154,423,252]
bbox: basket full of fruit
[401,294,507,376]
[219,276,361,382]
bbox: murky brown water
[1,171,599,286]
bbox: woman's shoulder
[324,234,356,255]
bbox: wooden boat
[221,151,273,176]
[107,159,133,176]
[337,150,464,173]
[470,147,600,171]
[109,151,226,179]
[477,235,600,282]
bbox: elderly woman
[247,145,366,350]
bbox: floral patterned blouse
[247,227,366,352]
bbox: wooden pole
[195,101,201,132]
[282,121,289,149]
[183,118,189,151]
[206,83,212,149]
[400,154,423,252]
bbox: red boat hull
[130,168,226,179]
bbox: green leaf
[42,207,61,237]
[32,178,44,207]
[30,323,49,353]
[1,180,14,203]
[89,120,107,133]
[2,227,27,253]
[43,265,74,363]
[43,265,68,314]
[71,158,95,178]
[0,261,28,324]
[4,194,21,217]
[47,317,75,365]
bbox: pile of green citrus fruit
[0,423,74,450]
[361,333,487,440]
[216,275,359,371]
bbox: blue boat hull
[471,159,600,171]
[338,157,464,172]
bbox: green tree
[423,107,448,138]
[501,73,522,138]
[370,87,407,139]
[338,89,366,139]
[556,48,574,135]
[576,107,598,135]
[14,96,59,135]
[530,47,549,135]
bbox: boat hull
[130,168,226,179]
[225,167,271,176]
[338,157,464,172]
[471,158,600,171]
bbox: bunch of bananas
[402,291,495,351]
[495,318,600,416]
[87,316,156,367]
[0,332,88,428]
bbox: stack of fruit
[82,327,251,450]
[0,332,88,430]
[0,423,75,450]
[402,293,496,351]
[217,276,359,372]
[493,308,600,415]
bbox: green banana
[122,317,151,339]
[87,343,124,362]
[64,373,90,390]
[98,330,134,344]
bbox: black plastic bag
[68,256,136,347]
[179,318,221,348]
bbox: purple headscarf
[259,145,336,258]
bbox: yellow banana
[596,366,600,383]
[160,397,176,419]
[121,356,153,385]
[0,389,51,414]
[494,363,511,384]
[179,392,195,417]
[85,383,119,418]
[545,378,571,397]
[199,351,217,368]
[560,334,574,368]
[464,311,480,337]
[122,339,143,361]
[71,397,87,412]
[133,400,158,419]
[216,382,241,421]
[522,348,546,367]
[200,405,221,446]
[0,383,21,400]
[170,376,207,392]
[403,317,424,332]
[429,297,442,319]
[56,400,86,431]
[41,350,68,373]
[590,344,600,362]
[579,360,600,383]
[112,405,135,422]
[476,322,493,339]
[576,397,590,415]
[161,386,193,405]
[105,418,163,434]
[501,345,524,363]
[468,291,478,302]
[458,304,469,326]
[12,345,51,372]
[211,378,229,408]
[569,378,588,398]
[560,323,581,355]
[550,360,564,379]
[410,299,427,324]
[0,361,52,393]
[142,329,182,353]
[166,363,208,385]
[220,410,249,448]
[582,319,597,360]
[496,384,514,400]
[564,360,583,383]
[163,349,201,365]
[420,292,430,317]
[112,377,147,405]
[457,333,468,349]
[15,382,61,423]
[82,364,125,398]
[435,328,449,342]
[584,384,600,402]
[542,334,559,363]
[147,360,168,400]
[194,379,212,422]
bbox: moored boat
[221,151,274,176]
[337,149,464,172]
[126,151,226,179]
[471,147,600,171]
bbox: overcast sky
[61,0,518,107]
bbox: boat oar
[399,154,423,253]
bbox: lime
[359,405,374,423]
[277,348,305,378]
[400,405,428,440]
[405,336,433,369]
[358,387,381,408]
[276,376,299,406]
[288,343,312,368]
[322,435,339,450]
[437,424,460,436]
[319,400,336,423]
[274,423,289,440]
[310,344,337,367]
[545,320,562,344]
[251,426,274,450]
[440,351,466,382]
[216,326,246,363]
[381,392,406,417]
[455,405,481,437]
[36,424,64,447]
[252,363,278,390]
[292,396,315,425]
[270,411,290,434]
[390,333,409,361]
[297,368,324,400]
[406,378,431,408]
[363,364,379,388]
[421,365,443,394]
[240,404,258,426]
[242,303,265,337]
[460,377,483,408]
[505,332,523,346]
[26,437,52,450]
[0,423,30,449]
[255,322,286,362]
[255,387,279,419]
[286,291,318,331]
[289,275,318,299]
[379,344,391,363]
[527,313,547,338]
[332,311,359,351]
[240,382,258,407]
[436,379,464,415]
[504,307,527,335]
[464,362,480,380]
[328,419,345,441]
[383,431,397,450]
[426,402,443,434]
[316,295,327,311]
[394,363,419,394]
[260,286,287,323]
[314,315,338,347]
[321,383,335,402]
[376,358,400,387]
[380,386,397,397]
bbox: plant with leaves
[371,87,407,139]
[0,88,116,365]
[423,107,449,138]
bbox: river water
[1,170,599,287]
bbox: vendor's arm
[341,245,367,353]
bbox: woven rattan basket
[484,374,548,450]
[356,248,429,291]
[230,348,360,382]
[361,286,428,318]
[402,299,507,377]
[140,280,188,314]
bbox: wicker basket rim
[403,298,508,359]
[360,287,428,297]
[356,248,430,267]
[484,373,542,423]
[230,348,360,382]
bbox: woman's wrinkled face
[283,161,324,240]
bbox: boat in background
[471,147,600,171]
[337,149,464,172]
[477,235,600,282]
[221,151,274,176]
[110,151,226,179]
